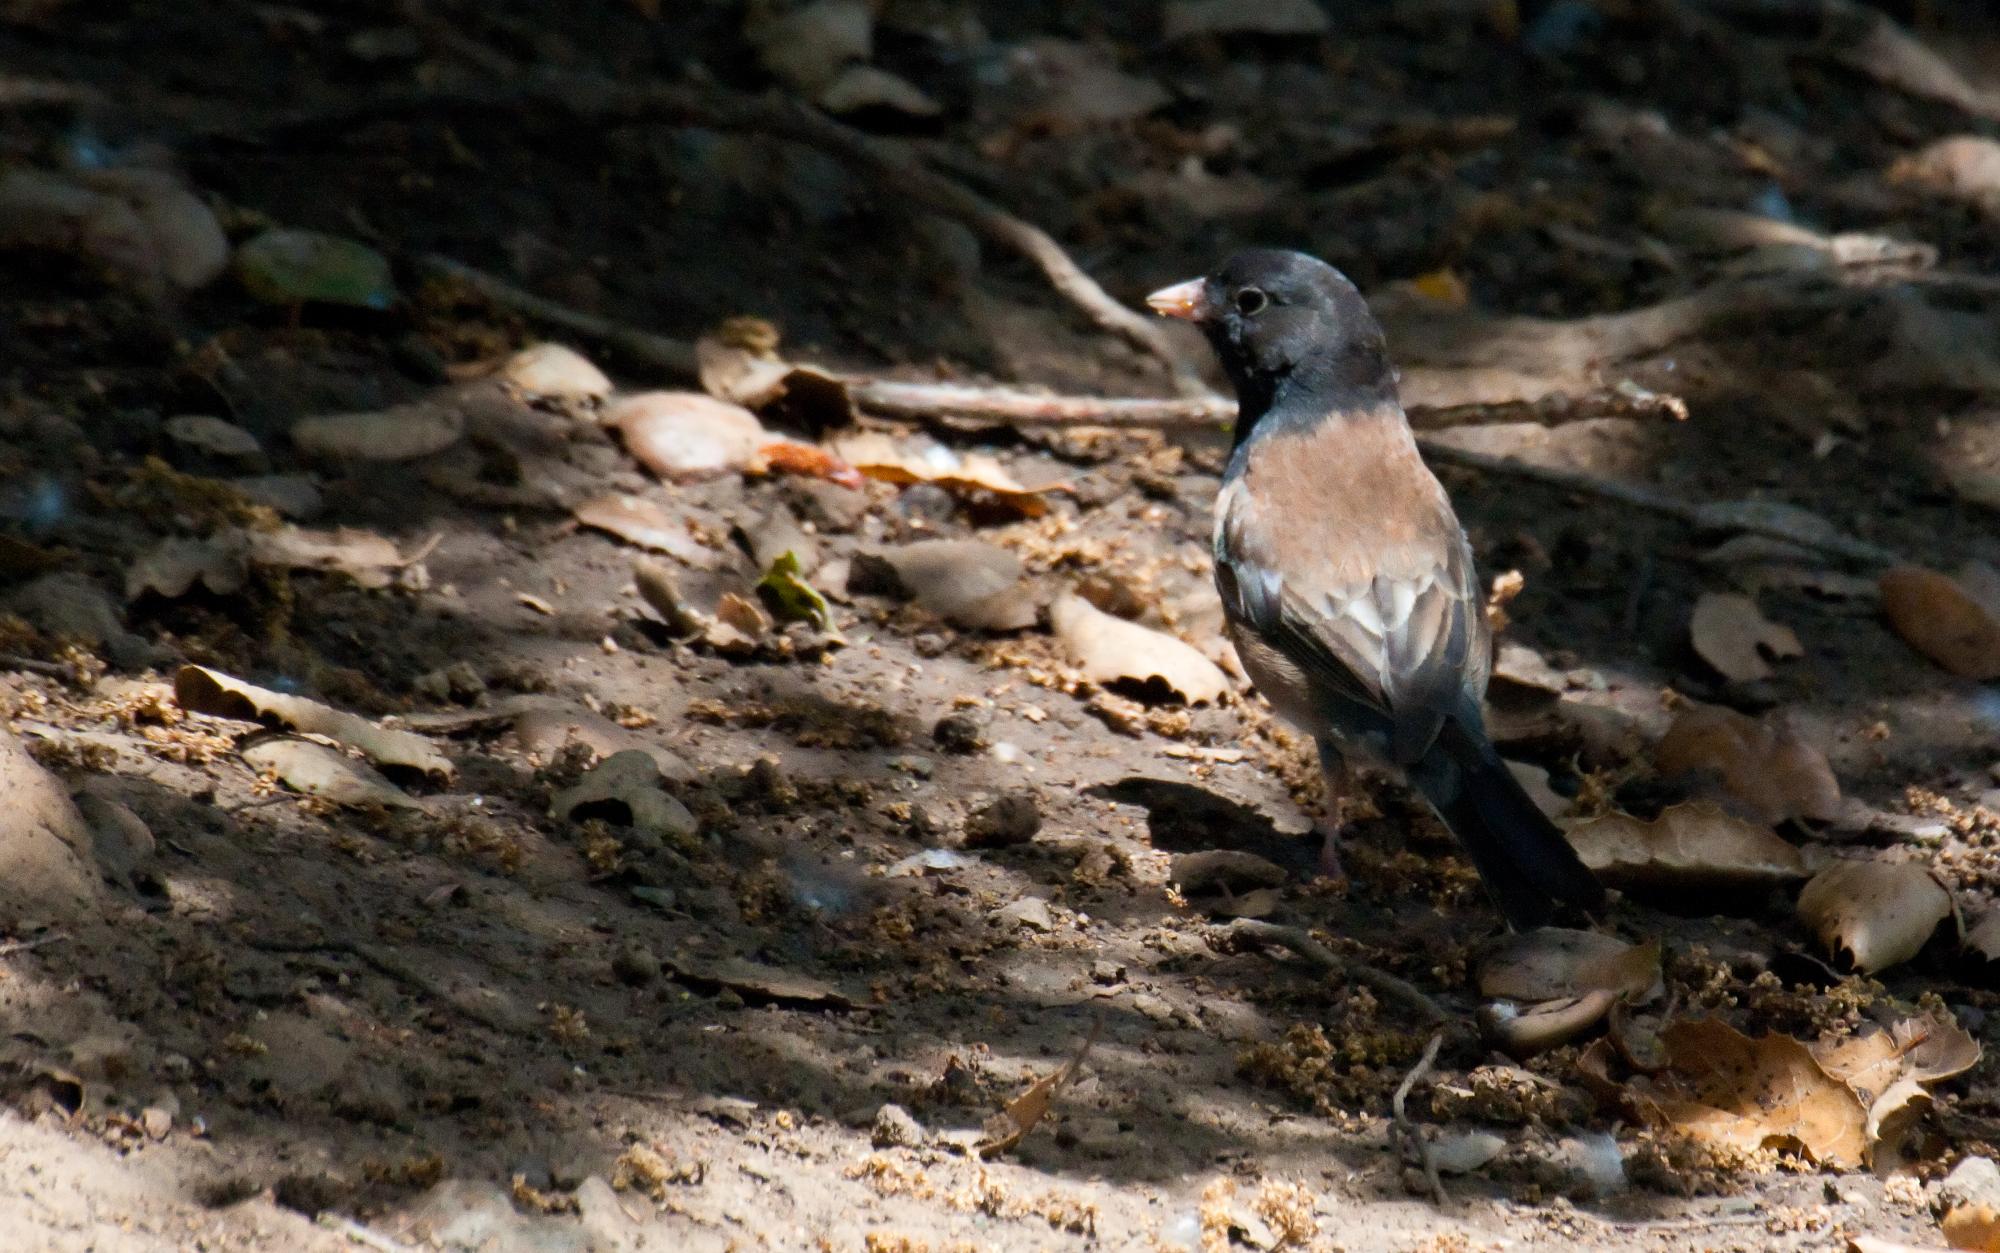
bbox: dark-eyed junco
[1148,248,1603,928]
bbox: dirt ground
[8,1,2000,1250]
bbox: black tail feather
[1409,720,1604,929]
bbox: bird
[1147,248,1603,929]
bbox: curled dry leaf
[497,343,611,403]
[239,735,422,810]
[1050,592,1228,704]
[1655,704,1842,825]
[572,494,713,566]
[292,401,464,462]
[1477,929,1660,1055]
[756,441,863,489]
[550,750,697,844]
[174,665,454,780]
[126,534,247,600]
[163,415,261,460]
[1479,929,1661,1005]
[660,955,856,1010]
[850,540,1037,631]
[1797,860,1953,974]
[1944,1206,2000,1253]
[696,337,856,432]
[1879,565,2000,680]
[514,702,694,782]
[1566,801,1806,891]
[247,524,430,590]
[818,65,940,117]
[832,432,1062,517]
[606,392,767,481]
[1689,591,1801,683]
[1826,1030,1959,1097]
[631,560,767,655]
[978,1023,1102,1158]
[1628,1017,1867,1169]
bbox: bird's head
[1148,248,1392,425]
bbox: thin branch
[0,932,67,957]
[1413,440,1907,566]
[847,379,1234,428]
[316,1213,408,1252]
[1392,1029,1449,1209]
[1225,919,1453,1028]
[419,254,698,376]
[212,74,1199,391]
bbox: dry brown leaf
[1879,566,2000,680]
[1813,1012,1981,1096]
[174,665,454,780]
[1479,928,1661,1004]
[1655,703,1842,824]
[1049,592,1227,704]
[1565,802,1806,890]
[1689,591,1801,683]
[1944,1205,2000,1252]
[163,414,261,459]
[550,751,696,844]
[756,442,863,489]
[126,534,248,600]
[572,494,713,566]
[696,337,856,431]
[292,401,464,462]
[832,432,1062,517]
[246,524,428,590]
[497,343,611,402]
[607,392,768,481]
[978,1023,1102,1158]
[1482,990,1622,1057]
[1634,1018,1868,1168]
[850,540,1037,631]
[1797,860,1953,973]
[239,735,422,810]
[659,955,855,1010]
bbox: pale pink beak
[1146,278,1208,321]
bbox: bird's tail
[1407,718,1604,929]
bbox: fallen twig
[315,1213,407,1252]
[412,253,1701,430]
[0,932,67,957]
[1392,1029,1449,1209]
[1414,441,1906,566]
[247,936,519,1033]
[0,653,73,678]
[418,254,698,376]
[1225,919,1453,1028]
[214,74,1200,391]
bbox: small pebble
[932,710,988,753]
[964,791,1041,848]
[871,1103,926,1149]
[612,942,660,986]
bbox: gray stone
[871,1102,926,1148]
[964,791,1041,848]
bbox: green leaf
[756,550,833,631]
[235,228,397,310]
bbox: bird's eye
[1235,287,1269,316]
